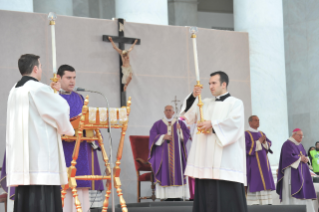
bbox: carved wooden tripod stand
[61,95,131,212]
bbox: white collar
[164,116,174,122]
[248,127,259,133]
[288,136,301,146]
[216,92,229,99]
[162,117,177,126]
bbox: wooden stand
[61,96,132,212]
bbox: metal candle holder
[189,27,210,134]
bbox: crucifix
[172,95,181,113]
[102,18,141,106]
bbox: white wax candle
[51,25,57,74]
[192,37,200,81]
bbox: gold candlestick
[189,27,210,134]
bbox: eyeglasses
[296,134,304,138]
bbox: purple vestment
[148,119,190,187]
[245,131,275,192]
[60,91,103,191]
[276,140,316,200]
[0,152,15,200]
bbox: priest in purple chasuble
[58,65,104,211]
[245,115,275,205]
[276,128,317,212]
[149,105,190,200]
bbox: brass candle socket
[50,73,58,93]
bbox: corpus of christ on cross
[102,18,141,106]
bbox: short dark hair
[210,71,229,87]
[316,141,319,146]
[57,64,75,77]
[248,115,257,122]
[18,54,40,75]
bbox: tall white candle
[48,12,57,74]
[192,36,200,81]
[51,25,57,74]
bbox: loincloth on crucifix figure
[109,37,138,91]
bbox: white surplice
[6,80,75,187]
[181,93,246,185]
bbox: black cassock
[14,185,63,212]
[193,179,247,212]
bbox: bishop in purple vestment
[149,105,190,199]
[245,115,275,205]
[276,128,316,212]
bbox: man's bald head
[248,115,259,129]
[164,105,175,119]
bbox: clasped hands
[164,123,181,142]
[258,135,266,144]
[301,155,309,163]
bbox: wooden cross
[102,18,141,106]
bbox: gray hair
[248,115,258,122]
[292,130,302,136]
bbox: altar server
[181,71,247,212]
[6,54,74,212]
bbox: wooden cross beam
[102,18,141,106]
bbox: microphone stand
[174,113,186,201]
[77,88,116,212]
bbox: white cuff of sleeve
[291,157,301,169]
[155,135,165,146]
[255,140,262,151]
[262,142,269,150]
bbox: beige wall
[0,10,251,207]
